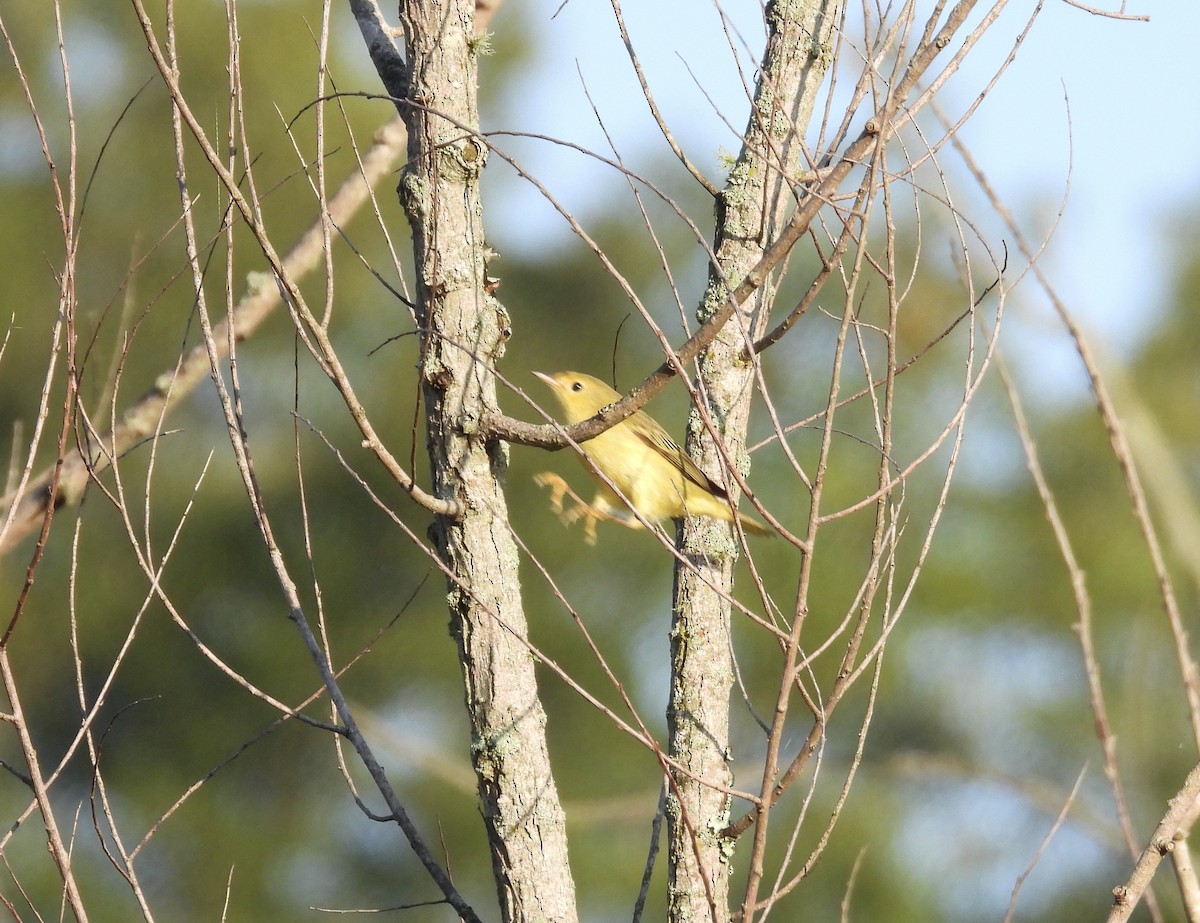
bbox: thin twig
[1002,767,1088,923]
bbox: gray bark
[667,2,841,921]
[397,2,579,920]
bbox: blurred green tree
[1,1,1191,922]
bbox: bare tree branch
[1108,764,1200,923]
[0,117,416,559]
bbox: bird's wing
[631,411,728,498]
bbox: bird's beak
[532,371,556,389]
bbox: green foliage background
[1,2,1196,921]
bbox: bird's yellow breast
[580,426,716,522]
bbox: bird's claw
[534,472,602,544]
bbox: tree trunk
[667,2,841,921]
[397,2,578,920]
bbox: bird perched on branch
[533,371,771,543]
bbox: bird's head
[533,371,622,423]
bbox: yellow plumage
[533,371,770,541]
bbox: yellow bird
[533,371,770,541]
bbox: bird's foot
[534,472,603,544]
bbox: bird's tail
[737,511,773,537]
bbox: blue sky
[480,0,1190,379]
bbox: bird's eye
[571,382,584,392]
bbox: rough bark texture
[397,2,579,920]
[667,2,841,920]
